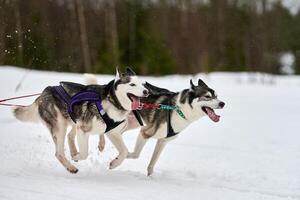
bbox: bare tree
[128,0,136,65]
[14,0,23,65]
[105,0,119,67]
[75,0,92,72]
[211,0,227,69]
[0,2,5,64]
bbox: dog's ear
[190,79,196,90]
[198,79,208,87]
[125,67,136,76]
[115,67,123,80]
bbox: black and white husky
[13,68,149,173]
[123,79,225,175]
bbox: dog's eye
[205,95,211,98]
[130,83,136,87]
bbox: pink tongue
[205,107,220,122]
[131,97,141,110]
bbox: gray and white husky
[116,78,225,176]
[13,68,149,173]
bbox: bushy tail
[84,73,98,85]
[13,103,39,123]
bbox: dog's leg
[51,125,78,174]
[98,134,105,152]
[127,131,148,159]
[67,125,78,158]
[106,132,128,169]
[147,139,167,176]
[72,129,89,161]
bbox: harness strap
[166,99,178,138]
[54,85,76,122]
[95,100,124,132]
[132,110,144,126]
[131,97,185,137]
[133,99,186,120]
[54,85,124,133]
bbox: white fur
[13,70,148,173]
[84,73,98,85]
[13,103,40,123]
[71,72,148,168]
[127,87,224,176]
[115,76,146,111]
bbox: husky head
[185,79,225,122]
[114,67,149,110]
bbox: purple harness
[54,85,124,133]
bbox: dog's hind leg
[67,125,78,158]
[127,131,148,159]
[38,99,78,173]
[147,139,167,176]
[107,132,128,169]
[98,134,105,152]
[51,124,78,174]
[72,128,89,161]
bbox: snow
[280,52,295,75]
[0,66,300,200]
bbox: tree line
[0,0,299,75]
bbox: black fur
[126,67,136,76]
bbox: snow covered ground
[0,66,300,200]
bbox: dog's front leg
[107,132,128,169]
[127,131,148,159]
[98,134,105,152]
[147,139,167,176]
[72,129,89,161]
[68,125,78,158]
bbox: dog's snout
[143,89,149,96]
[219,101,225,108]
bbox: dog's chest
[152,123,168,139]
[102,100,128,121]
[151,112,189,139]
[172,113,190,132]
[88,117,106,135]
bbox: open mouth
[202,107,220,122]
[127,93,139,102]
[127,93,143,110]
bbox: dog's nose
[143,90,149,96]
[219,102,225,108]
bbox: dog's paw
[67,166,79,174]
[72,153,88,161]
[71,152,79,158]
[98,143,105,152]
[147,166,154,176]
[98,135,105,152]
[127,152,138,159]
[109,157,123,169]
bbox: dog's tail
[13,102,40,123]
[84,73,98,85]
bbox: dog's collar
[107,81,126,111]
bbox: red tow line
[140,103,160,109]
[0,93,41,107]
[131,98,161,110]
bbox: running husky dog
[89,77,225,176]
[13,68,149,173]
[127,79,225,175]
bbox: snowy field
[0,66,300,200]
